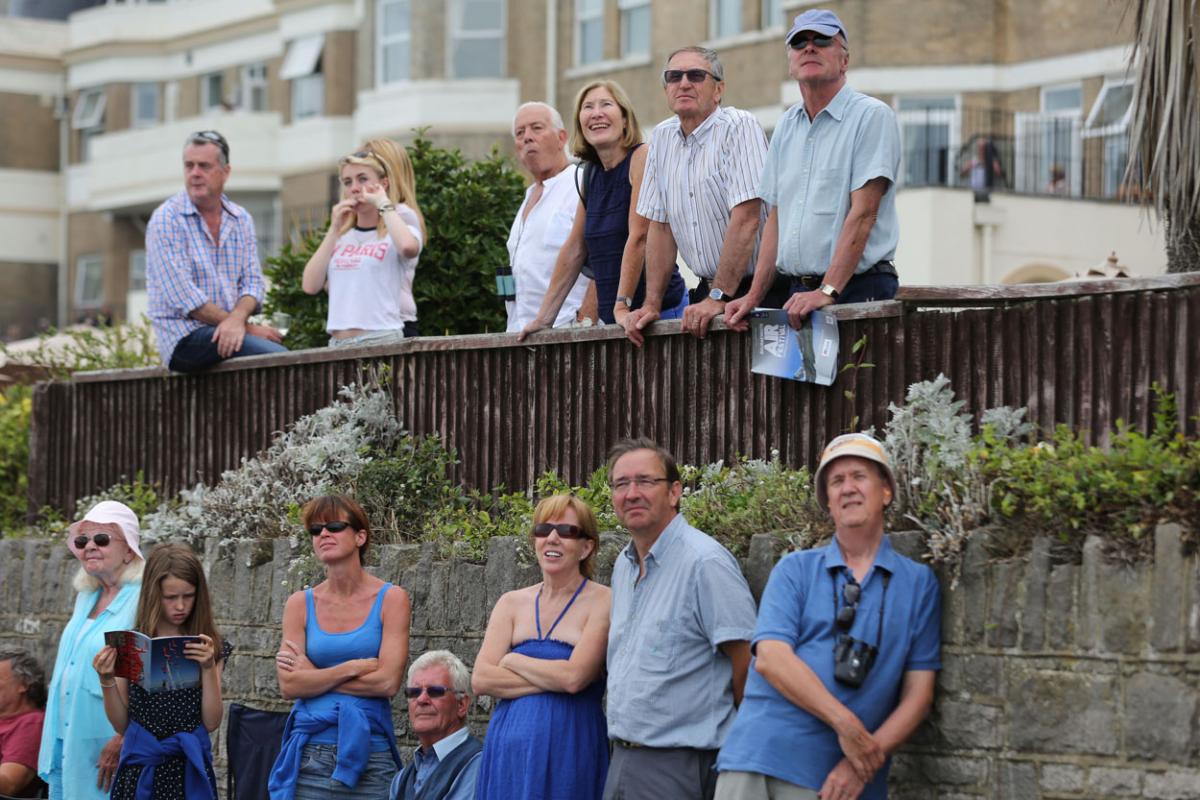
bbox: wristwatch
[615,295,633,309]
[708,287,732,302]
[818,283,840,300]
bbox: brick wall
[2,523,1195,798]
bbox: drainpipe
[545,0,556,106]
[56,91,69,329]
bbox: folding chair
[225,702,290,800]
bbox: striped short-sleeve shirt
[145,191,265,365]
[636,105,768,280]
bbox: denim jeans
[167,324,289,373]
[293,744,397,800]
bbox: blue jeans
[659,291,689,320]
[293,744,397,799]
[168,324,289,373]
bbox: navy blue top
[583,145,686,323]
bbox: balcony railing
[898,107,1133,202]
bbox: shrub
[262,134,524,345]
[0,385,32,534]
[0,318,159,378]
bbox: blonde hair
[571,80,643,164]
[336,139,426,240]
[72,556,144,593]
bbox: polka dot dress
[110,640,233,800]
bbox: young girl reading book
[92,543,231,799]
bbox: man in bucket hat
[726,9,903,335]
[714,434,941,799]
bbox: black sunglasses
[307,520,354,536]
[532,522,587,539]
[663,68,719,84]
[404,685,454,699]
[836,577,861,631]
[192,130,229,160]
[789,33,836,50]
[74,532,112,549]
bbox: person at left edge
[146,129,287,372]
[37,501,145,800]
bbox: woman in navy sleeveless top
[269,495,412,800]
[516,80,687,339]
[472,495,611,800]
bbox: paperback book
[104,630,202,692]
[749,308,839,385]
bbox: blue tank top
[583,145,686,324]
[303,582,392,749]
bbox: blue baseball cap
[785,9,848,44]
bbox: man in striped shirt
[622,47,788,346]
[146,130,287,372]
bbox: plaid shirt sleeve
[233,210,265,309]
[146,207,209,317]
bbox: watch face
[708,288,727,302]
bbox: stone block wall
[1,524,1197,799]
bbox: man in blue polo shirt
[715,433,941,800]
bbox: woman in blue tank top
[471,495,611,799]
[269,495,412,800]
[516,80,687,341]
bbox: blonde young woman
[302,138,427,345]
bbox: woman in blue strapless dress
[472,495,611,800]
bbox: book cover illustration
[749,308,839,385]
[104,630,202,692]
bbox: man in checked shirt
[146,130,287,372]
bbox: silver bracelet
[377,203,395,214]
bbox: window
[711,0,741,40]
[761,0,783,28]
[576,0,603,66]
[619,0,650,58]
[281,34,326,120]
[128,250,147,292]
[1013,83,1082,195]
[1083,79,1134,197]
[449,0,506,78]
[201,72,225,111]
[377,0,412,84]
[131,82,158,127]
[241,63,268,111]
[896,96,959,186]
[72,88,106,162]
[75,254,104,309]
[237,196,280,265]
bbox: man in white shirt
[503,102,591,333]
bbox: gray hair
[512,101,566,137]
[407,649,471,695]
[665,46,725,82]
[0,648,47,709]
[183,131,230,167]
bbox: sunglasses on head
[192,130,229,160]
[403,685,453,699]
[532,522,587,539]
[307,520,354,536]
[663,68,719,84]
[789,33,836,49]
[73,532,113,549]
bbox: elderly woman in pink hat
[37,501,145,800]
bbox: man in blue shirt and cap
[714,433,941,799]
[726,9,902,334]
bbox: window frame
[447,0,507,79]
[75,254,104,310]
[894,94,961,188]
[240,63,269,111]
[618,0,651,59]
[200,72,225,112]
[130,82,158,128]
[376,0,412,85]
[1084,77,1135,135]
[710,0,741,40]
[72,88,106,130]
[575,0,604,66]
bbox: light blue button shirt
[606,514,757,749]
[758,84,901,276]
[38,580,140,800]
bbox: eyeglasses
[307,520,354,536]
[403,685,454,699]
[663,68,719,84]
[532,522,587,539]
[609,476,670,493]
[73,532,112,549]
[191,130,229,161]
[836,577,861,631]
[789,34,836,49]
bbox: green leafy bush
[0,318,159,378]
[262,134,524,347]
[0,385,32,534]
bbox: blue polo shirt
[758,84,901,277]
[716,535,941,797]
[606,514,758,749]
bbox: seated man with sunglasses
[623,47,791,346]
[146,130,288,373]
[726,9,903,337]
[714,434,941,800]
[390,651,482,800]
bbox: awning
[280,33,325,80]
